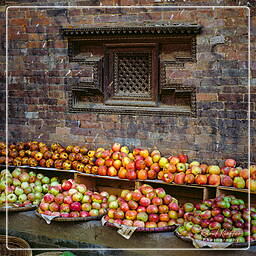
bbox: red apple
[220,175,233,187]
[225,159,236,168]
[174,172,185,184]
[208,174,221,186]
[139,197,151,207]
[146,205,158,214]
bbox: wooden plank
[96,186,124,196]
[74,173,96,191]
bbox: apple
[76,184,87,194]
[163,195,172,205]
[107,166,117,177]
[168,210,178,219]
[221,175,233,187]
[7,193,17,203]
[239,168,249,180]
[159,157,168,168]
[152,197,162,206]
[183,203,194,212]
[19,173,30,182]
[55,193,64,204]
[27,193,35,201]
[41,176,50,184]
[70,202,81,212]
[233,177,245,189]
[195,174,207,185]
[144,156,153,167]
[229,168,239,178]
[168,202,179,211]
[185,222,194,231]
[125,210,137,220]
[174,172,185,184]
[124,192,133,201]
[92,202,101,210]
[146,205,158,214]
[176,163,186,172]
[40,202,49,211]
[159,205,169,214]
[70,211,80,218]
[209,221,221,230]
[132,191,142,201]
[225,159,236,167]
[208,174,221,186]
[18,194,27,202]
[145,222,157,228]
[14,187,24,196]
[139,197,151,207]
[120,202,129,212]
[191,166,202,175]
[80,211,90,218]
[137,169,147,180]
[41,184,49,193]
[191,224,202,234]
[184,174,195,184]
[109,200,118,209]
[136,212,148,222]
[155,188,166,198]
[12,168,22,178]
[152,154,161,163]
[12,178,21,187]
[128,200,138,210]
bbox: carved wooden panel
[104,43,158,106]
[61,24,202,116]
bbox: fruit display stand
[3,165,255,207]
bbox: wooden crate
[74,173,135,196]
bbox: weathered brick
[196,93,218,101]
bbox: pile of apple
[158,158,256,192]
[177,195,256,243]
[104,184,184,228]
[1,141,255,192]
[0,168,60,207]
[38,179,109,218]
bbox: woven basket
[0,235,32,256]
[35,211,103,222]
[0,205,37,213]
[36,252,64,256]
[103,216,178,232]
[174,231,256,248]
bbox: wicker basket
[0,235,32,256]
[36,252,64,256]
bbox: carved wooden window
[61,24,202,116]
[104,43,158,107]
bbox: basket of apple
[0,168,60,212]
[36,179,110,223]
[175,195,256,248]
[103,184,182,232]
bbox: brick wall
[0,0,255,166]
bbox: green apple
[35,180,42,186]
[29,171,36,176]
[37,173,44,180]
[34,192,43,200]
[12,168,21,178]
[42,176,50,184]
[21,182,29,190]
[18,194,27,202]
[34,185,42,193]
[42,184,49,193]
[14,187,24,196]
[7,193,17,203]
[51,177,58,183]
